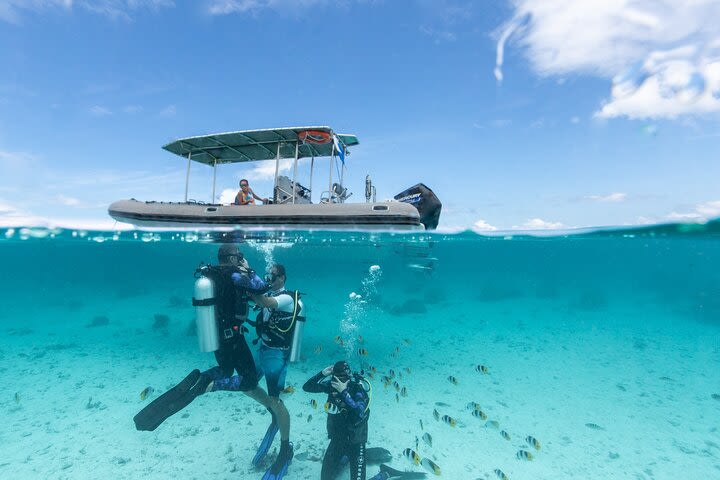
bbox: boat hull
[108,199,424,230]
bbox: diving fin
[252,414,279,466]
[133,369,208,431]
[379,464,428,479]
[262,443,293,480]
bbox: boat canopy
[162,126,359,166]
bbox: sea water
[1,223,719,479]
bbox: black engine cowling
[394,183,442,230]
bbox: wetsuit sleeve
[302,371,333,393]
[339,388,368,423]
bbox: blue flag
[333,135,345,165]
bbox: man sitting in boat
[235,179,268,205]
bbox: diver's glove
[231,271,269,293]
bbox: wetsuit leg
[321,438,346,480]
[207,337,259,392]
[348,443,366,480]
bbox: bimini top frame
[163,126,359,204]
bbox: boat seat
[274,175,312,204]
[320,183,353,203]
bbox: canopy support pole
[212,159,217,203]
[309,156,314,203]
[273,142,281,203]
[292,142,299,205]
[328,144,334,203]
[184,152,191,202]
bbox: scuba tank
[288,297,305,363]
[193,274,220,353]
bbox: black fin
[133,369,205,431]
[366,447,393,464]
[380,464,427,479]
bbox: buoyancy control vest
[325,378,371,444]
[193,264,250,349]
[254,289,304,350]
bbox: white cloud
[586,192,628,203]
[0,0,174,23]
[90,105,112,116]
[56,194,82,207]
[219,188,237,204]
[472,219,497,231]
[207,0,323,15]
[241,158,303,181]
[518,218,566,230]
[122,105,143,114]
[0,149,36,166]
[667,199,720,221]
[496,0,720,119]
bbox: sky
[0,0,719,231]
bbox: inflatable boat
[108,126,441,230]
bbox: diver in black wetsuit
[133,244,275,432]
[304,361,371,480]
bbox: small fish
[395,346,401,353]
[282,385,295,394]
[366,371,375,379]
[405,367,412,374]
[358,335,364,344]
[393,381,401,392]
[307,414,313,422]
[395,393,400,403]
[139,387,154,401]
[585,423,604,430]
[14,392,20,404]
[369,366,378,374]
[435,401,451,407]
[415,436,419,450]
[390,352,398,359]
[398,372,403,380]
[500,430,511,441]
[388,369,396,378]
[441,414,457,427]
[494,468,509,480]
[476,365,489,374]
[485,420,500,429]
[433,409,440,421]
[400,386,408,397]
[472,409,488,420]
[525,436,541,451]
[358,348,368,356]
[516,450,534,461]
[419,419,424,430]
[310,399,318,409]
[422,432,433,447]
[314,345,322,354]
[712,393,720,401]
[403,448,421,465]
[421,458,441,476]
[324,402,339,414]
[447,375,459,385]
[333,335,343,344]
[381,376,392,386]
[466,402,482,411]
[403,338,411,345]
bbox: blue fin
[252,420,279,466]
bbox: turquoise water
[1,223,719,479]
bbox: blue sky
[1,0,719,231]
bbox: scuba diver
[246,263,305,480]
[303,361,424,480]
[133,245,281,462]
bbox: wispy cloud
[0,0,174,24]
[516,218,566,230]
[667,200,720,222]
[159,104,176,117]
[89,105,112,116]
[495,0,720,119]
[419,25,457,44]
[585,192,628,203]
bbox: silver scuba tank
[288,299,305,363]
[194,276,220,352]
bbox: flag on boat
[333,135,346,164]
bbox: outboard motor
[394,183,442,230]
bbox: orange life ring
[298,130,332,145]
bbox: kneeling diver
[303,361,426,480]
